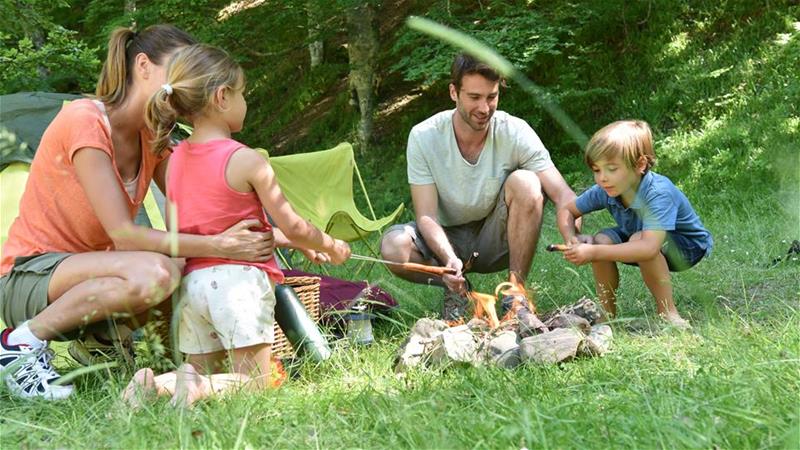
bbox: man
[380,53,579,320]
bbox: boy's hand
[564,243,594,265]
[328,239,351,265]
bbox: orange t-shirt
[0,99,167,275]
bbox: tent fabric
[0,92,82,170]
[265,143,404,243]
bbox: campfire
[395,278,613,372]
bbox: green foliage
[0,0,99,94]
[392,1,569,86]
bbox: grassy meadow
[2,3,799,449]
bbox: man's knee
[380,228,413,262]
[505,170,544,210]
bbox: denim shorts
[599,227,707,272]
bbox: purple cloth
[281,269,397,315]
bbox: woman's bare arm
[73,147,273,261]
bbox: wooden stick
[399,262,457,276]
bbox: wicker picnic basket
[272,275,321,358]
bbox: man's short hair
[450,53,503,90]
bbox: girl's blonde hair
[584,120,656,171]
[145,44,245,155]
[95,24,196,109]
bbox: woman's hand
[563,243,595,266]
[215,219,275,261]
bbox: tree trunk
[15,0,48,79]
[346,1,379,151]
[307,1,323,68]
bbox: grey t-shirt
[407,109,553,226]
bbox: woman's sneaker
[68,324,135,368]
[0,328,74,400]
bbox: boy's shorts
[178,264,276,355]
[599,227,707,272]
[0,253,71,328]
[383,184,510,273]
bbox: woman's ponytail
[95,28,135,106]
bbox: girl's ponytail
[145,85,179,156]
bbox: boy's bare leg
[627,233,689,328]
[591,233,620,319]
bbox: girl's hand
[328,239,351,265]
[301,248,330,265]
[216,219,275,261]
[563,243,594,266]
[442,258,466,295]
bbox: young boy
[557,120,712,328]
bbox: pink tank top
[167,138,284,283]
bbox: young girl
[557,120,712,328]
[123,44,350,407]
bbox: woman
[0,25,274,400]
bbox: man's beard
[458,106,492,131]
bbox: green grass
[2,196,798,449]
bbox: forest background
[1,0,799,448]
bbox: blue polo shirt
[575,171,713,255]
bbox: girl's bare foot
[170,363,210,408]
[122,368,157,408]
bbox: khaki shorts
[385,184,510,273]
[177,264,276,355]
[0,253,71,328]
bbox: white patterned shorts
[177,264,276,355]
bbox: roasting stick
[349,254,457,276]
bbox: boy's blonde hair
[584,120,656,171]
[145,43,245,155]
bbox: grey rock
[579,324,613,356]
[428,325,479,367]
[519,328,584,364]
[542,297,603,325]
[410,318,449,339]
[485,330,520,368]
[545,313,591,335]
